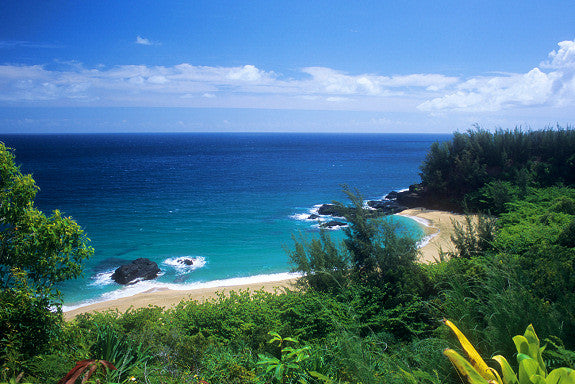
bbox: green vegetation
[0,143,93,367]
[443,320,575,384]
[420,127,575,211]
[1,127,575,383]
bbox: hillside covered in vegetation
[1,127,575,384]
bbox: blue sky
[1,1,574,133]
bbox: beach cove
[64,208,465,319]
[3,133,451,309]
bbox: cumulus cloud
[227,65,269,81]
[302,67,458,95]
[0,63,282,104]
[543,40,575,69]
[135,36,154,46]
[419,39,575,112]
[1,40,575,115]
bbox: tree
[339,187,424,295]
[290,187,426,295]
[0,143,93,361]
[289,188,432,338]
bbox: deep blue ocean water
[1,133,450,309]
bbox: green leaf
[546,368,575,384]
[493,355,519,384]
[274,364,285,380]
[518,357,541,384]
[514,336,531,357]
[523,325,546,373]
[309,371,334,383]
[530,375,547,384]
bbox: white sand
[397,208,469,263]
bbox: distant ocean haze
[1,132,451,309]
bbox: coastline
[64,278,299,320]
[64,208,466,320]
[397,207,468,263]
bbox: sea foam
[290,204,324,222]
[62,271,302,312]
[89,269,116,287]
[163,256,207,274]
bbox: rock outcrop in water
[394,185,425,208]
[320,220,348,228]
[111,258,161,285]
[366,199,407,214]
[317,204,348,217]
[303,184,432,230]
[385,184,452,210]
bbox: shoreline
[64,208,467,320]
[397,207,468,263]
[64,278,300,320]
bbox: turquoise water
[1,133,450,308]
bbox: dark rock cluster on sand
[376,184,428,210]
[112,258,161,285]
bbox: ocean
[1,133,450,309]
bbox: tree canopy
[419,127,575,211]
[0,143,93,359]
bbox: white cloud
[135,36,154,46]
[0,40,574,119]
[0,63,282,104]
[419,39,575,112]
[326,96,350,102]
[419,68,556,112]
[227,65,270,81]
[543,40,575,69]
[301,67,457,95]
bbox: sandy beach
[397,208,468,263]
[64,278,300,320]
[64,208,467,320]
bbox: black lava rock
[317,204,347,217]
[367,200,407,214]
[320,220,347,228]
[111,258,161,285]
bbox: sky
[0,1,574,133]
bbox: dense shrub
[420,127,575,210]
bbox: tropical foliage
[444,319,575,384]
[2,128,575,383]
[0,143,93,363]
[419,127,575,211]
